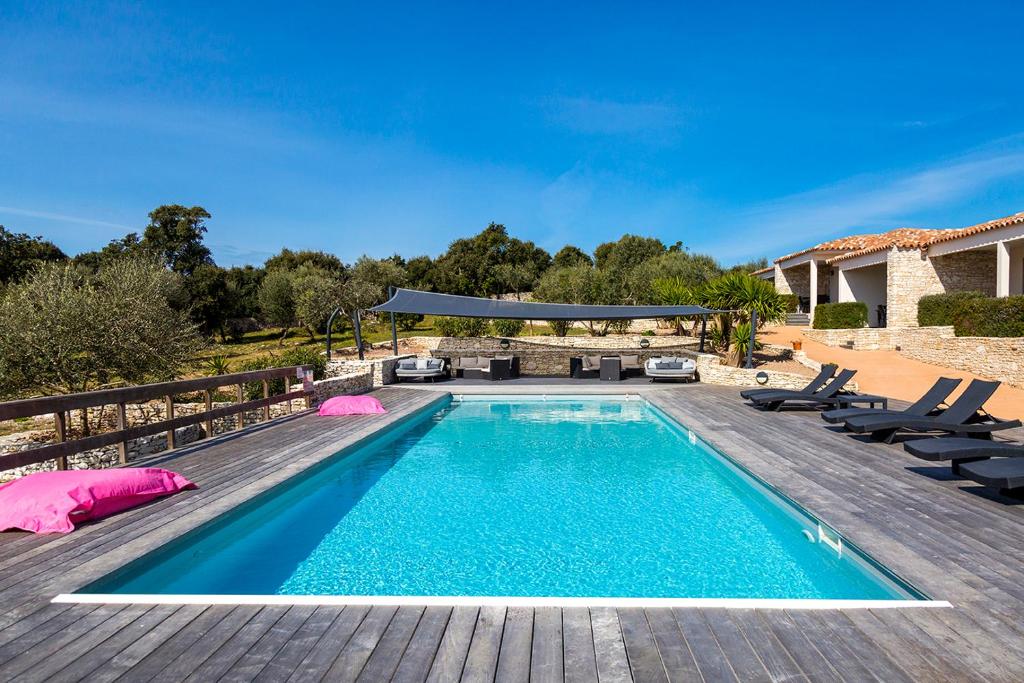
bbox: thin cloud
[544,96,684,136]
[705,137,1024,261]
[0,205,133,231]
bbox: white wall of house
[838,262,887,327]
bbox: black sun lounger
[740,365,835,401]
[905,437,1024,475]
[751,369,858,411]
[843,379,1021,443]
[821,377,961,426]
[959,458,1024,492]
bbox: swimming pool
[77,395,928,603]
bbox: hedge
[780,294,800,313]
[491,318,525,337]
[952,296,1024,337]
[812,302,868,329]
[917,291,984,327]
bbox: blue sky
[2,1,1024,266]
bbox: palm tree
[650,277,696,335]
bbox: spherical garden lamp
[499,338,511,350]
[639,338,651,349]
[755,371,769,385]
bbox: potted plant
[792,340,803,351]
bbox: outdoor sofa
[577,354,644,378]
[452,355,520,381]
[644,356,697,382]
[395,357,448,382]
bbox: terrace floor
[2,384,1024,681]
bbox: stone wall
[327,355,416,386]
[886,247,997,327]
[427,337,701,376]
[774,263,809,297]
[313,372,373,402]
[802,324,1024,388]
[691,353,814,390]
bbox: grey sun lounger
[821,377,961,426]
[751,369,858,411]
[960,458,1024,492]
[843,379,1022,443]
[740,365,835,401]
[905,437,1024,475]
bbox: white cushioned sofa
[644,356,697,382]
[395,357,448,382]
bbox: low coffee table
[600,356,624,381]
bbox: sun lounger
[843,379,1021,443]
[905,437,1024,475]
[750,369,857,411]
[821,377,961,425]
[959,458,1024,492]
[740,365,835,400]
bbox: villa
[755,210,1024,327]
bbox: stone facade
[774,262,808,296]
[803,326,898,351]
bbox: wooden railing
[0,366,315,474]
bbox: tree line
[1,205,768,343]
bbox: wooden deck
[2,384,1024,681]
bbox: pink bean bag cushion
[0,468,195,534]
[318,395,387,416]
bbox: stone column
[809,259,819,323]
[997,241,1011,298]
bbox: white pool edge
[53,593,952,609]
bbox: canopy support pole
[745,310,757,369]
[354,310,365,361]
[699,315,707,353]
[389,286,399,354]
[325,307,342,360]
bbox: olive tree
[0,258,205,404]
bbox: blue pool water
[85,396,921,599]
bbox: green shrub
[952,296,1024,337]
[433,316,461,336]
[491,318,525,337]
[394,313,424,331]
[812,302,868,329]
[433,315,490,337]
[235,346,326,400]
[546,320,573,336]
[780,294,800,313]
[917,291,984,327]
[607,319,632,334]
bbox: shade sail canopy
[369,288,720,320]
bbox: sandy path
[762,326,1024,420]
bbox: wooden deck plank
[252,606,342,683]
[588,607,631,683]
[561,607,599,683]
[494,606,533,683]
[615,607,668,683]
[459,605,507,683]
[355,605,426,683]
[642,608,702,683]
[285,604,370,682]
[672,608,738,682]
[530,606,564,683]
[0,385,1023,680]
[323,604,400,682]
[425,605,478,683]
[392,606,453,683]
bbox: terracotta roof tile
[750,266,773,275]
[825,228,958,264]
[923,211,1024,248]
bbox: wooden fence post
[164,395,175,450]
[203,389,213,438]
[262,380,271,421]
[284,376,293,413]
[235,384,245,430]
[54,411,67,471]
[116,402,128,465]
